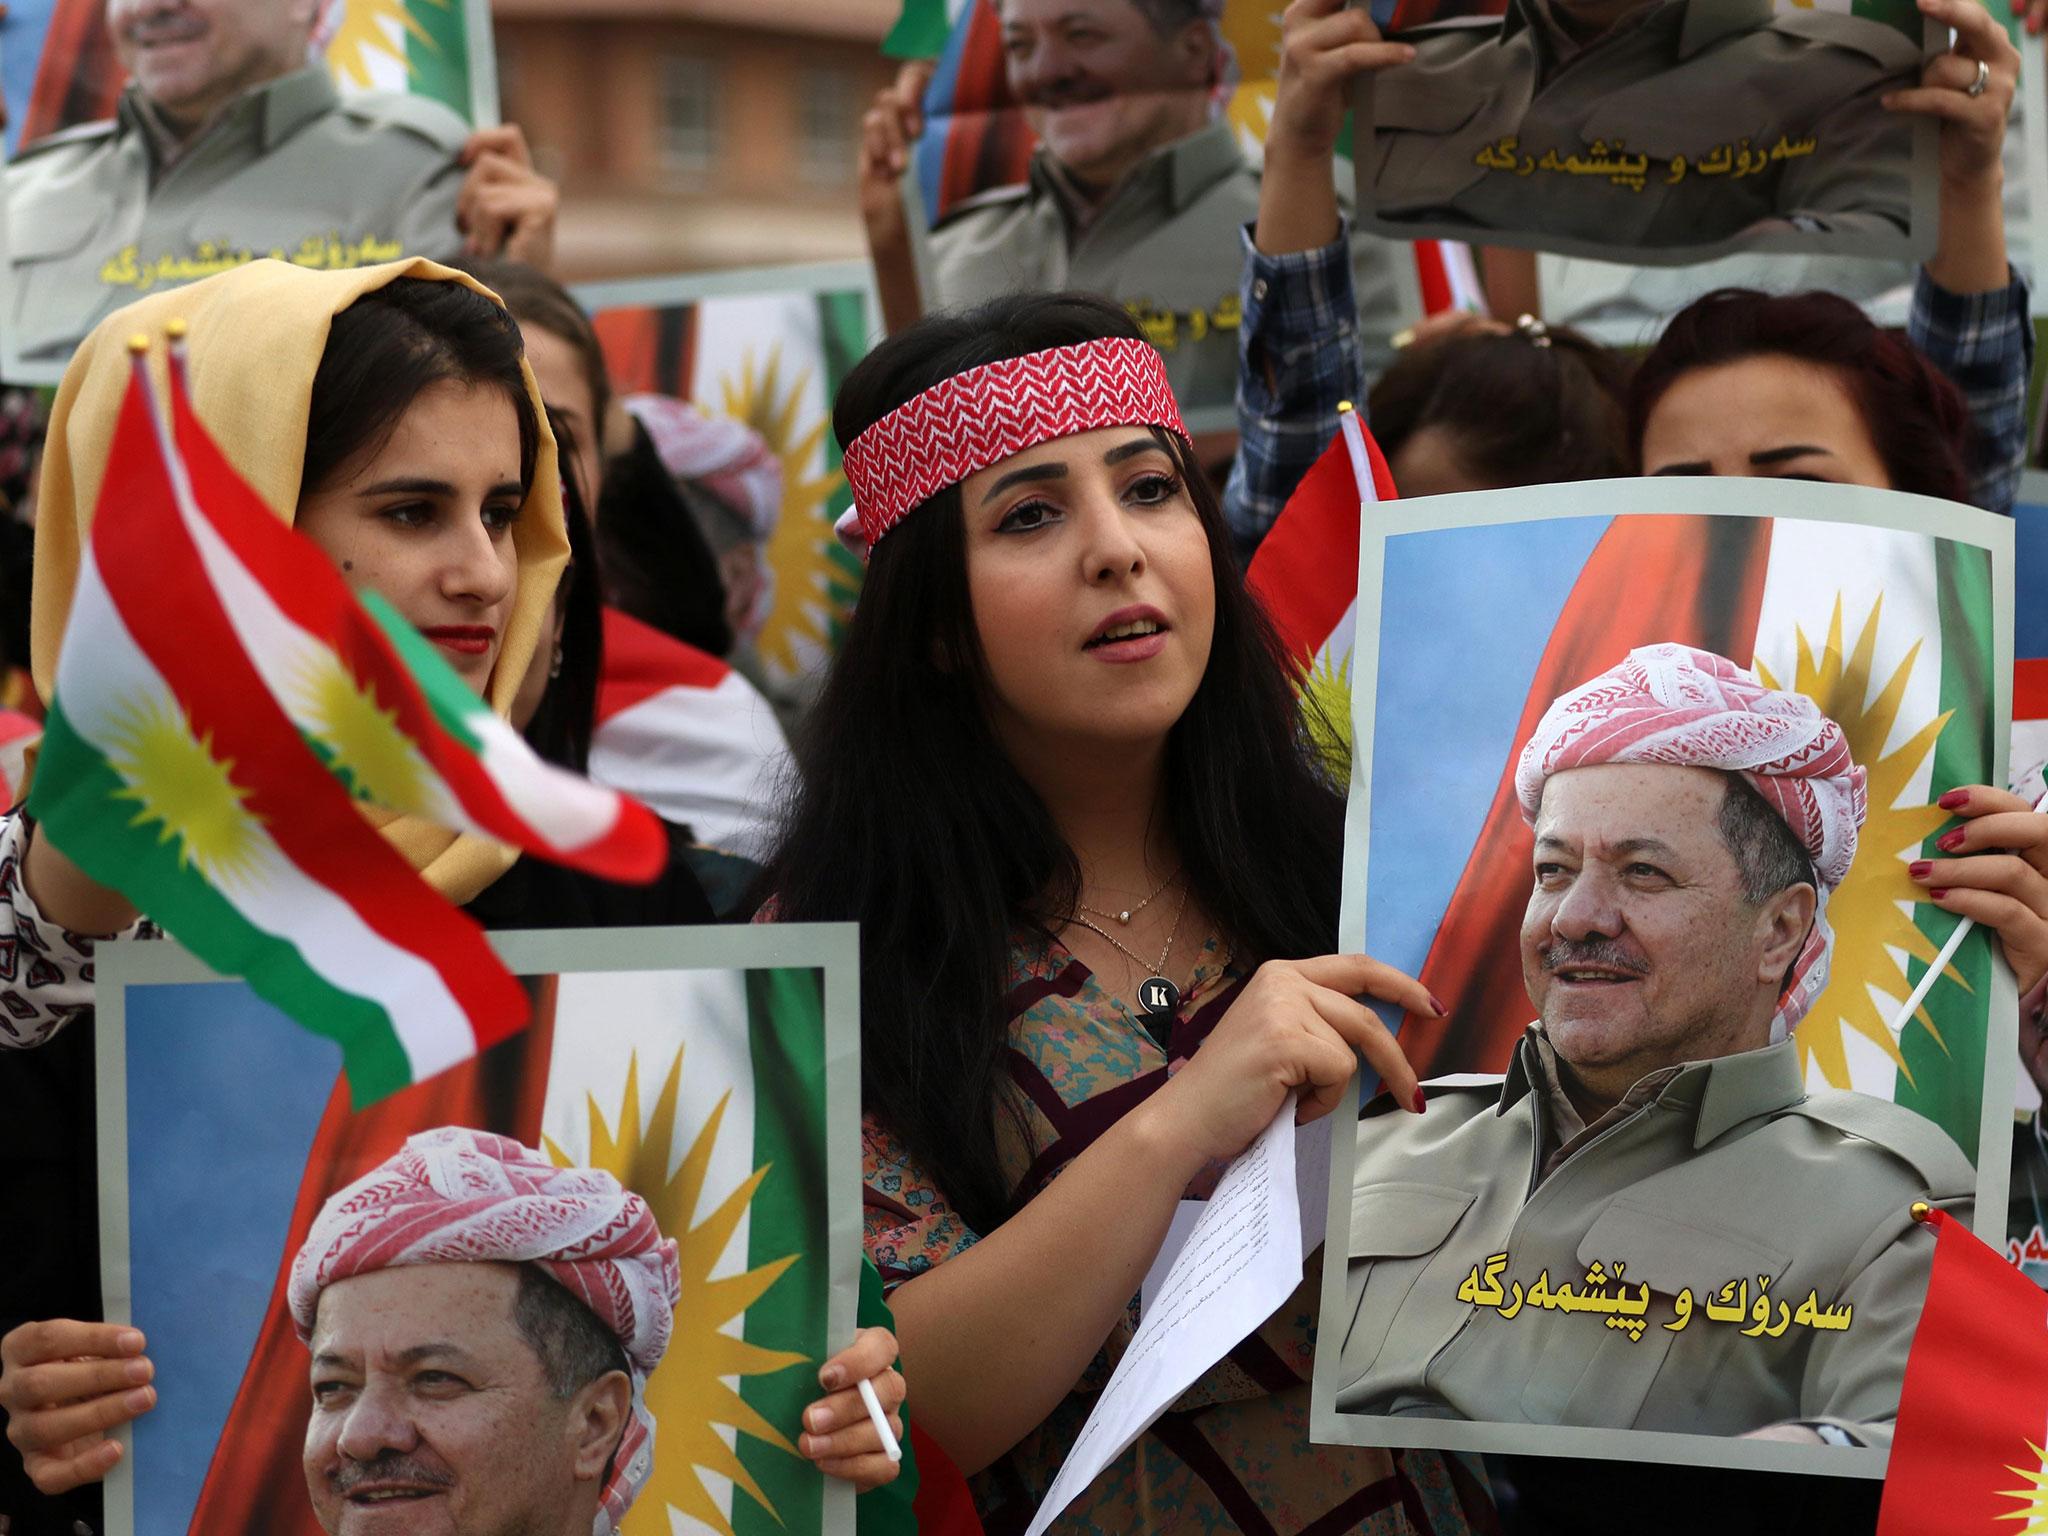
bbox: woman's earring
[549,643,564,679]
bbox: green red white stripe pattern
[29,361,527,1104]
[163,353,665,884]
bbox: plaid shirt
[1223,220,2034,552]
[1912,266,2034,516]
[1223,222,1369,559]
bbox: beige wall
[496,1,898,279]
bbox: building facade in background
[497,0,897,280]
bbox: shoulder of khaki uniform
[931,180,1031,232]
[1780,1088,1976,1194]
[1360,1072,1505,1119]
[1763,8,1926,71]
[9,117,118,163]
[334,89,472,154]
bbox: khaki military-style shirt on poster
[5,67,468,367]
[1334,1029,1975,1447]
[926,120,1408,417]
[1365,0,1921,252]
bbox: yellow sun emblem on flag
[548,1047,808,1536]
[1998,1441,2048,1532]
[718,346,859,680]
[1300,647,1353,783]
[323,0,447,89]
[1221,0,1283,153]
[103,695,267,886]
[1757,595,1965,1089]
[297,657,433,815]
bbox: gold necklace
[1077,865,1182,927]
[1066,882,1192,1022]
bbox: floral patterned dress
[863,929,1494,1535]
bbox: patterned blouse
[0,811,152,1050]
[862,929,1491,1536]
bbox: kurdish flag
[104,938,856,1536]
[1876,1207,2048,1536]
[1247,407,1397,676]
[316,0,478,121]
[1347,486,2004,1163]
[587,276,872,693]
[30,351,527,1103]
[159,350,666,884]
[592,608,792,863]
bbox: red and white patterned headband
[836,337,1190,556]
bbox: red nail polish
[1930,889,1950,900]
[1428,992,1449,1018]
[1937,830,1965,853]
[1410,1086,1427,1114]
[1909,860,1933,879]
[1939,789,1971,810]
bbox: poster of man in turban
[1355,0,1939,265]
[1309,476,2019,1477]
[92,923,862,1536]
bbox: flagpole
[1336,402,1378,508]
[1888,786,2048,1036]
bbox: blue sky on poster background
[121,983,340,1534]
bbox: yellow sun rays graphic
[718,347,857,680]
[1300,647,1353,783]
[1221,0,1284,153]
[324,0,447,90]
[1998,1441,2048,1532]
[547,1048,808,1536]
[296,657,433,815]
[1757,595,1965,1090]
[102,695,267,886]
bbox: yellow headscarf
[31,257,569,903]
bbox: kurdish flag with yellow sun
[1344,478,2013,1166]
[33,345,663,1103]
[30,350,531,1103]
[96,925,863,1536]
[316,0,483,123]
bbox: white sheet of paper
[1140,1116,1333,1315]
[1025,1105,1304,1536]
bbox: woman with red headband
[764,293,1487,1533]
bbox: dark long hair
[1628,288,1973,503]
[1369,321,1632,485]
[521,410,605,772]
[764,293,1344,1234]
[302,276,541,501]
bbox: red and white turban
[288,1128,682,1536]
[625,394,783,546]
[1514,643,1869,1037]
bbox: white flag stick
[1889,786,2048,1036]
[1337,402,1378,508]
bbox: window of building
[659,53,722,176]
[797,65,860,188]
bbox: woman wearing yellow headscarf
[0,257,736,1515]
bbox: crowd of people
[1,0,2047,1533]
